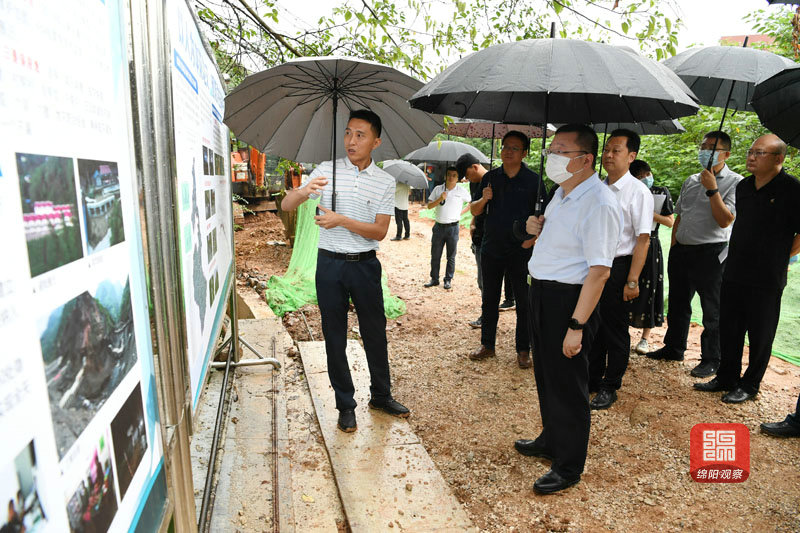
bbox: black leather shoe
[693,377,736,392]
[722,387,757,404]
[368,398,410,418]
[337,409,357,432]
[514,440,554,461]
[533,469,580,494]
[691,361,720,378]
[646,347,684,361]
[423,279,439,288]
[403,235,410,240]
[760,420,800,438]
[590,389,617,410]
[390,236,402,241]
[444,280,452,290]
[469,317,482,329]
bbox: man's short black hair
[609,129,641,153]
[348,109,382,137]
[455,153,481,179]
[554,124,599,168]
[629,159,651,178]
[502,130,530,151]
[703,130,732,151]
[445,166,458,175]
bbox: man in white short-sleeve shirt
[390,182,411,240]
[423,166,472,289]
[588,129,654,410]
[281,109,409,433]
[515,123,622,494]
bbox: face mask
[545,153,579,184]
[698,149,720,169]
[642,174,654,189]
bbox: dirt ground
[235,206,800,532]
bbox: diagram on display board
[0,0,166,531]
[168,0,234,409]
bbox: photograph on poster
[207,269,219,305]
[39,275,137,458]
[109,383,148,501]
[0,440,48,533]
[66,433,118,533]
[16,153,84,277]
[77,159,125,255]
[204,189,216,220]
[206,227,217,264]
[202,146,211,176]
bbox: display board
[167,0,234,410]
[0,0,165,531]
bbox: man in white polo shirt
[588,129,653,410]
[281,109,409,433]
[423,166,472,290]
[515,124,622,494]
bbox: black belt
[319,249,376,262]
[531,277,583,290]
[435,221,459,227]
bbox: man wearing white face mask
[515,124,622,494]
[646,131,743,380]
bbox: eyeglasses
[746,150,780,158]
[542,149,588,157]
[501,145,526,153]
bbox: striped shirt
[304,158,395,253]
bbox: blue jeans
[430,223,459,282]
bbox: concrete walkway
[299,340,476,533]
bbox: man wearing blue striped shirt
[281,109,409,433]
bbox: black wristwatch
[568,318,584,331]
[705,188,719,197]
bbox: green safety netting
[419,182,473,228]
[659,225,800,367]
[264,198,406,318]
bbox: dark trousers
[472,242,514,299]
[589,255,632,391]
[430,222,459,282]
[480,251,530,351]
[316,253,390,411]
[717,280,784,394]
[662,242,726,362]
[529,279,600,479]
[394,207,410,238]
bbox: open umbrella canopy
[380,159,429,189]
[751,64,800,148]
[663,46,796,112]
[223,56,444,163]
[409,39,699,124]
[404,140,489,164]
[443,119,552,139]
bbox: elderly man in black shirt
[695,134,800,403]
[467,131,544,369]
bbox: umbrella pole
[332,80,338,211]
[534,22,557,216]
[599,124,608,180]
[490,124,496,168]
[707,36,748,172]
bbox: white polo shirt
[429,183,472,224]
[394,182,410,211]
[604,171,654,257]
[304,157,395,253]
[529,174,623,285]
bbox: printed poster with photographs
[0,0,164,531]
[168,0,234,409]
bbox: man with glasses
[468,131,544,369]
[695,134,800,403]
[647,131,743,380]
[516,124,622,493]
[588,129,653,410]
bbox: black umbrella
[751,64,800,148]
[664,42,795,167]
[410,37,698,217]
[224,56,443,210]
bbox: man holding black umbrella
[281,109,409,433]
[467,131,542,369]
[588,129,653,410]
